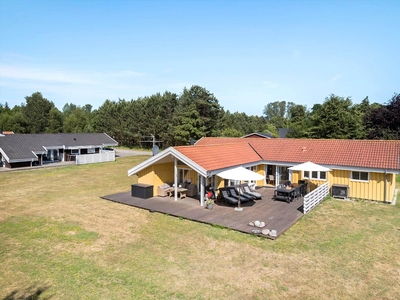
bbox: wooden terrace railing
[303,181,330,214]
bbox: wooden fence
[303,181,330,214]
[76,151,115,165]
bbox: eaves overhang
[102,142,118,147]
[263,160,400,174]
[44,145,64,150]
[324,164,400,174]
[0,148,38,163]
[8,151,38,163]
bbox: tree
[263,101,295,134]
[309,94,359,139]
[263,101,286,121]
[46,107,63,133]
[23,92,55,133]
[220,127,243,137]
[365,93,400,140]
[0,105,28,133]
[62,103,93,133]
[93,99,129,143]
[287,104,310,138]
[173,86,223,145]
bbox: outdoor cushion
[219,188,239,205]
[240,184,262,199]
[226,187,253,202]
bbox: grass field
[1,158,399,299]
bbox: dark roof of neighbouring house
[242,132,273,139]
[278,128,290,138]
[0,133,118,162]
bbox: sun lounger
[226,187,254,202]
[240,183,262,199]
[219,188,240,205]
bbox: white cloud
[0,64,145,85]
[0,64,97,84]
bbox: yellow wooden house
[128,138,400,205]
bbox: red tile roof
[185,138,400,171]
[175,143,263,170]
[196,137,262,146]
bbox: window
[71,149,79,155]
[303,170,327,181]
[246,166,257,184]
[351,171,369,181]
[178,168,190,184]
[87,148,95,154]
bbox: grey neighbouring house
[0,133,118,168]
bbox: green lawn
[1,159,399,299]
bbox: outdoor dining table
[167,187,188,199]
[274,186,298,203]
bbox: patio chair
[293,187,301,201]
[219,188,239,205]
[226,187,253,202]
[268,175,275,185]
[157,183,171,197]
[300,182,308,196]
[240,183,262,199]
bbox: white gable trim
[128,147,207,177]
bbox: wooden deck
[101,187,304,239]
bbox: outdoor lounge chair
[240,183,262,199]
[226,187,253,202]
[157,183,172,197]
[237,186,257,200]
[219,188,239,205]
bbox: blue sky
[1,0,399,116]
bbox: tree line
[0,85,398,148]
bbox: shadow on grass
[2,285,51,300]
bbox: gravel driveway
[115,149,152,157]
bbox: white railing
[75,151,115,165]
[303,181,330,214]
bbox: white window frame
[87,148,95,154]
[303,170,327,181]
[351,171,369,182]
[177,167,191,185]
[71,149,79,155]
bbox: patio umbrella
[288,161,331,172]
[217,166,264,211]
[288,162,331,193]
